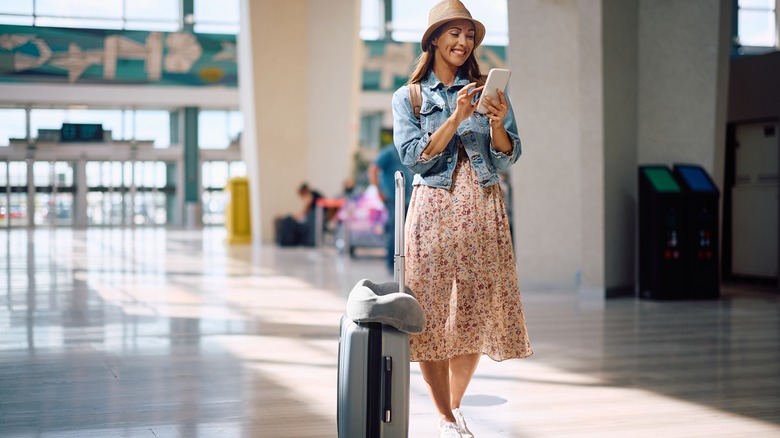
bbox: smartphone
[476,68,511,114]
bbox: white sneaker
[452,408,474,438]
[439,420,463,438]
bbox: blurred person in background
[368,128,414,273]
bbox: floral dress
[406,144,532,362]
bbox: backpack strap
[409,82,422,120]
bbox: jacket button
[447,157,452,162]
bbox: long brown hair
[407,27,484,86]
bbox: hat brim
[421,17,486,52]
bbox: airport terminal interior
[1,0,780,437]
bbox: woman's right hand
[453,82,483,124]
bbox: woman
[391,1,532,437]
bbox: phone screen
[477,68,511,114]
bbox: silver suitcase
[337,172,410,438]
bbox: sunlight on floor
[90,247,780,437]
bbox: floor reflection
[0,227,778,437]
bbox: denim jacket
[391,71,522,189]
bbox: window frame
[0,0,240,35]
[735,0,780,55]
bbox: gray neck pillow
[346,278,426,335]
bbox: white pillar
[507,0,731,295]
[239,0,362,244]
[637,0,730,191]
[508,0,598,291]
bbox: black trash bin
[638,165,688,300]
[673,164,720,299]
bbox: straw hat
[421,0,486,52]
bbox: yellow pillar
[224,177,252,244]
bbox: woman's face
[431,19,476,69]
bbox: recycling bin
[638,165,688,299]
[673,164,720,299]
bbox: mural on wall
[362,40,507,92]
[0,25,237,86]
[0,24,505,91]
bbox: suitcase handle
[382,356,393,423]
[394,171,406,292]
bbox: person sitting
[276,182,323,247]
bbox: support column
[578,0,605,295]
[509,0,595,291]
[637,0,730,182]
[26,159,34,228]
[74,159,88,228]
[183,106,200,228]
[166,163,177,225]
[239,0,362,244]
[603,0,639,297]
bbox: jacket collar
[424,70,470,90]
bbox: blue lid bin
[673,164,720,299]
[638,165,688,300]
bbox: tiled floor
[0,227,778,437]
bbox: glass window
[0,0,33,15]
[194,0,240,34]
[199,110,232,149]
[0,109,27,146]
[36,0,122,20]
[124,20,179,32]
[9,161,26,186]
[361,0,385,40]
[391,0,508,46]
[360,112,382,149]
[33,161,53,187]
[35,17,122,30]
[740,0,775,7]
[30,109,67,140]
[124,162,134,186]
[738,0,778,47]
[64,109,122,140]
[53,191,74,226]
[123,110,135,141]
[134,161,164,188]
[230,161,247,178]
[54,162,75,187]
[228,111,243,143]
[1,0,178,31]
[126,0,179,31]
[202,161,230,189]
[8,162,28,226]
[0,0,33,24]
[134,110,170,148]
[85,162,101,187]
[109,161,123,188]
[0,15,33,25]
[154,162,167,189]
[30,108,126,141]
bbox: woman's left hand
[483,89,508,128]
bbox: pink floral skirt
[406,147,532,362]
